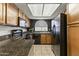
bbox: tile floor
[28,45,55,56]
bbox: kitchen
[0,3,33,55]
[0,3,67,56]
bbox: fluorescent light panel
[28,4,43,16]
[28,4,60,16]
[43,4,60,16]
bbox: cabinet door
[7,3,18,26]
[46,34,51,44]
[68,24,79,56]
[18,10,23,18]
[0,3,3,24]
[25,16,30,27]
[41,34,47,44]
[67,4,79,56]
[23,14,26,20]
[0,3,5,24]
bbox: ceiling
[15,3,67,20]
[28,4,60,16]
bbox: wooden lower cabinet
[46,34,51,44]
[41,34,52,44]
[41,34,46,44]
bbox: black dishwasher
[33,34,41,44]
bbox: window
[35,20,48,31]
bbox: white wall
[0,25,27,36]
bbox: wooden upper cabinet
[23,14,26,20]
[0,4,3,24]
[25,16,30,27]
[7,3,18,26]
[18,10,23,18]
[67,4,79,24]
[18,8,30,27]
[0,3,5,24]
[25,16,28,22]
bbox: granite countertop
[33,31,51,34]
[26,31,52,34]
[0,39,33,56]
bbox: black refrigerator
[51,13,67,56]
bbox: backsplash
[0,25,27,36]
